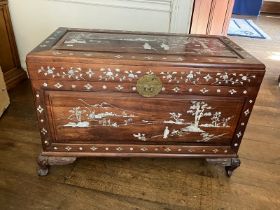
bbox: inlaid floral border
[35,93,258,153]
[37,66,257,86]
[49,144,232,155]
[231,96,256,151]
[34,82,258,153]
[38,80,250,97]
[34,90,51,148]
[35,93,257,154]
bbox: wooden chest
[26,28,265,176]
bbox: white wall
[8,0,193,69]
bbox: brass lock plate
[136,75,162,97]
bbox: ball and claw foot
[225,166,233,177]
[37,154,49,176]
[37,154,76,176]
[206,157,241,177]
[38,167,49,176]
[225,158,241,177]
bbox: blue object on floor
[233,0,263,16]
[228,18,270,39]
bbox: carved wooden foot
[225,158,241,177]
[37,154,77,176]
[206,157,241,177]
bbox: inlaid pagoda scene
[59,99,236,143]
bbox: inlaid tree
[221,116,232,127]
[68,107,86,122]
[211,112,221,127]
[187,101,212,128]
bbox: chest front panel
[44,91,244,145]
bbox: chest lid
[27,28,265,69]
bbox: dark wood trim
[261,1,280,14]
[0,0,26,89]
[1,1,20,68]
